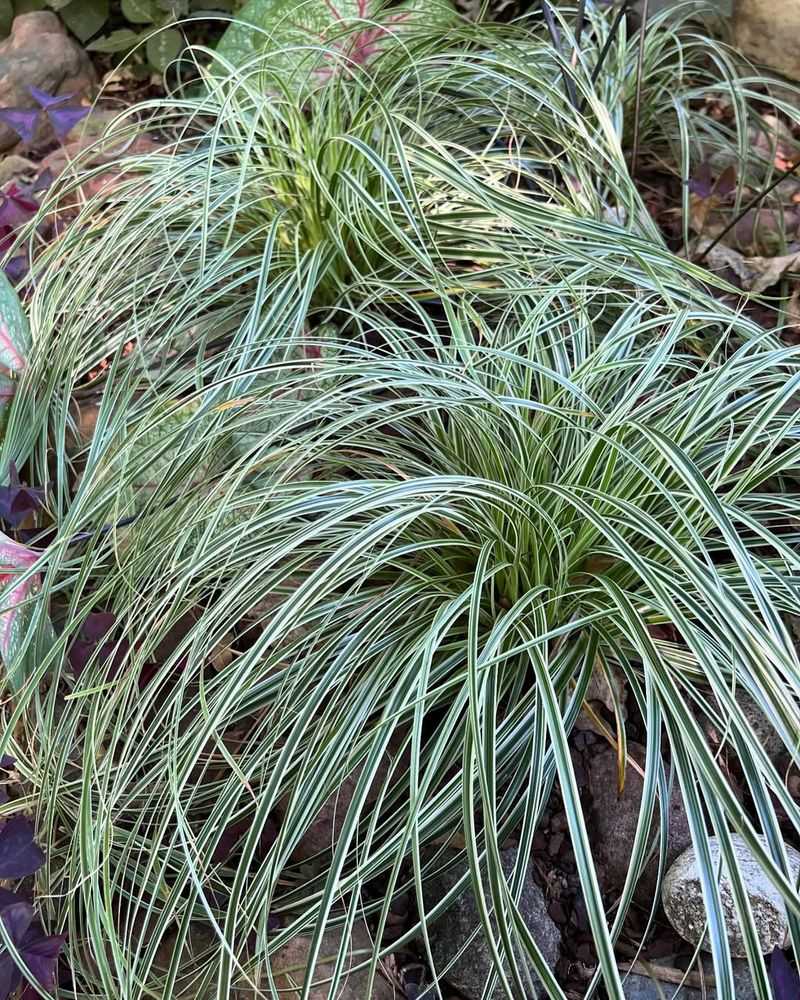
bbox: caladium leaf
[216,0,456,94]
[0,532,53,691]
[0,271,29,434]
[0,817,45,878]
[0,532,38,644]
[0,271,29,378]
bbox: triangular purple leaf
[31,169,54,195]
[67,639,93,675]
[3,257,29,285]
[46,106,90,142]
[0,756,15,771]
[28,87,72,111]
[770,947,800,1000]
[19,929,66,991]
[0,951,22,1000]
[0,109,40,145]
[0,191,37,231]
[81,612,116,643]
[0,817,45,878]
[0,901,34,943]
[688,160,714,199]
[0,474,44,528]
[715,164,737,198]
[0,888,24,911]
[0,903,64,1000]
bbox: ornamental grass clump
[4,293,800,999]
[0,3,799,1000]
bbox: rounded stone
[0,12,96,151]
[421,847,560,999]
[268,920,395,999]
[589,743,692,901]
[662,834,800,957]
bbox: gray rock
[422,847,560,999]
[623,973,702,1000]
[589,744,692,901]
[735,0,800,86]
[662,834,800,957]
[268,920,396,999]
[623,959,756,1000]
[702,689,786,764]
[0,13,96,152]
[631,0,732,19]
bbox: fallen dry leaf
[696,239,800,294]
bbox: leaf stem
[630,0,649,177]
[579,0,631,114]
[540,0,579,109]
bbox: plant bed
[1,4,800,1000]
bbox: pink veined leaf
[0,532,40,665]
[217,0,456,96]
[320,0,346,20]
[0,322,25,375]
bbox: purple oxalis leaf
[688,160,714,199]
[0,187,38,231]
[714,164,737,199]
[28,88,72,111]
[770,947,800,1000]
[0,464,44,528]
[0,901,34,941]
[0,889,24,911]
[17,929,66,992]
[46,106,90,142]
[31,170,54,195]
[69,614,129,677]
[0,816,45,879]
[0,902,34,1000]
[0,898,65,1000]
[81,612,116,643]
[0,109,39,145]
[3,257,29,286]
[0,903,34,999]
